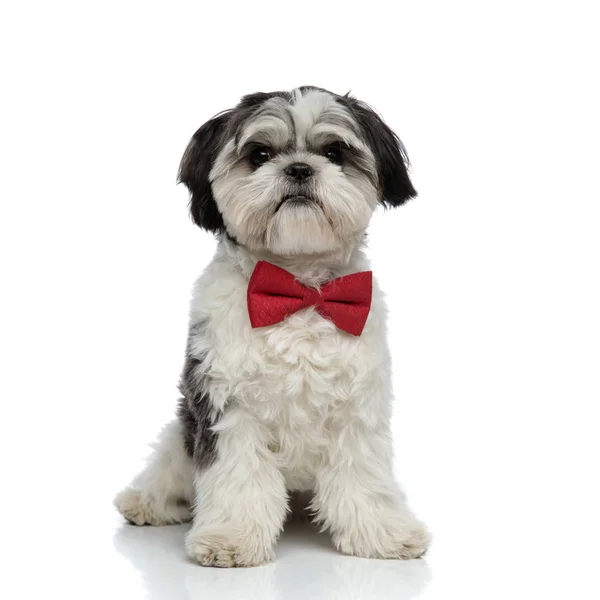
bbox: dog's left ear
[341,97,417,207]
[178,111,231,233]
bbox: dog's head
[179,87,416,255]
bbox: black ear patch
[178,111,231,233]
[339,97,417,207]
[178,91,290,233]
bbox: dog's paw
[334,518,431,560]
[186,526,274,568]
[114,487,192,526]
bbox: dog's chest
[208,299,363,417]
[249,310,362,484]
[203,305,364,486]
[193,263,385,488]
[249,308,358,401]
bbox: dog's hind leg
[114,419,195,526]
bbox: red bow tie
[247,261,372,336]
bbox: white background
[1,1,599,599]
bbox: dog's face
[179,87,416,255]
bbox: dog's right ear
[178,112,230,233]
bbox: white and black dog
[115,86,430,567]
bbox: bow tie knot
[247,261,372,336]
[301,286,324,308]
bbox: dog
[114,86,430,567]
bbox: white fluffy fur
[116,240,429,565]
[115,87,429,567]
[114,420,195,526]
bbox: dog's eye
[249,146,271,167]
[323,144,344,165]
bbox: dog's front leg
[186,406,287,568]
[312,417,430,560]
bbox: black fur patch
[177,325,221,469]
[177,112,231,233]
[178,91,292,234]
[336,95,417,207]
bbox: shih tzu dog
[115,86,430,567]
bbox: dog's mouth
[275,195,319,213]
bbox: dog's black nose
[285,162,313,181]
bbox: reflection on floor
[114,521,431,600]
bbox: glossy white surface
[7,477,599,600]
[114,522,431,599]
